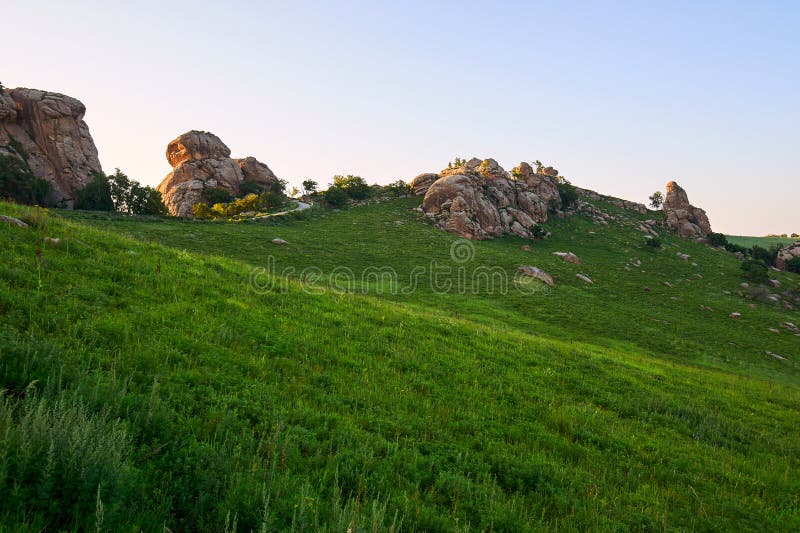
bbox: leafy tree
[649,191,664,209]
[289,186,299,197]
[323,185,348,207]
[332,175,371,200]
[786,256,800,274]
[0,154,50,205]
[74,173,114,211]
[533,160,544,173]
[302,180,318,195]
[106,168,167,215]
[791,233,799,239]
[707,232,728,247]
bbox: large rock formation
[418,158,561,240]
[157,131,279,217]
[663,181,712,238]
[776,242,800,271]
[0,87,103,207]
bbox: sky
[4,0,798,235]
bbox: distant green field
[726,234,798,249]
[2,198,799,531]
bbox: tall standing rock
[0,87,103,207]
[157,131,279,217]
[663,181,712,238]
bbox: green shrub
[750,245,779,267]
[724,242,748,255]
[332,175,371,200]
[707,232,728,247]
[557,180,578,208]
[238,180,263,196]
[531,225,547,239]
[741,259,768,282]
[192,203,213,219]
[648,191,663,209]
[74,173,114,211]
[383,180,413,197]
[323,186,348,207]
[203,187,234,205]
[0,154,50,205]
[646,237,662,249]
[786,256,800,274]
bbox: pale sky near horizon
[4,1,798,234]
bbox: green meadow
[726,235,798,249]
[1,198,799,531]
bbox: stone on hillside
[662,181,712,238]
[271,238,288,245]
[553,251,582,264]
[518,266,554,286]
[766,351,787,361]
[0,215,28,228]
[576,273,593,284]
[521,244,531,252]
[729,312,742,319]
[0,87,103,207]
[43,237,60,246]
[676,253,690,261]
[768,279,781,288]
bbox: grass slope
[1,199,799,531]
[726,235,797,249]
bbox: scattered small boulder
[768,279,781,288]
[729,312,742,320]
[766,351,787,361]
[676,252,690,261]
[43,237,60,246]
[781,322,799,333]
[521,244,531,252]
[0,215,29,228]
[553,252,582,264]
[271,238,288,245]
[699,305,713,311]
[518,266,554,286]
[768,328,780,334]
[575,273,593,284]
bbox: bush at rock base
[332,175,371,200]
[0,154,50,206]
[786,256,800,274]
[323,186,349,207]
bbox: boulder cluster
[0,87,103,207]
[776,242,800,271]
[663,181,712,238]
[156,131,279,217]
[411,158,561,240]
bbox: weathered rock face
[157,131,279,217]
[776,242,800,271]
[663,181,712,238]
[0,87,103,207]
[410,173,439,196]
[419,159,561,240]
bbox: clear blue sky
[5,0,798,234]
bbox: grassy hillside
[1,199,799,531]
[726,235,797,249]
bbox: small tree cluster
[557,179,578,208]
[786,256,800,274]
[323,185,348,207]
[0,153,50,205]
[741,259,768,282]
[706,232,728,247]
[75,169,166,215]
[301,180,318,196]
[332,175,371,200]
[193,188,286,219]
[649,191,664,209]
[382,180,413,197]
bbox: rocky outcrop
[663,181,712,238]
[776,242,800,271]
[410,173,439,196]
[418,158,561,240]
[0,87,103,207]
[157,131,279,217]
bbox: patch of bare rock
[157,131,280,217]
[0,87,103,207]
